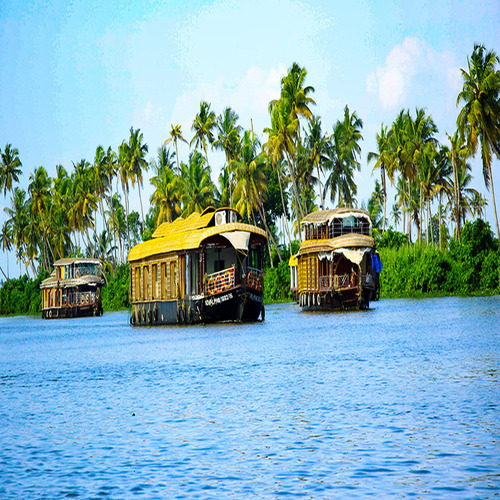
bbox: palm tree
[165,124,188,174]
[265,98,303,224]
[71,159,98,255]
[434,145,453,248]
[391,203,401,230]
[0,143,22,197]
[150,145,182,225]
[325,105,363,207]
[368,125,390,231]
[457,43,500,239]
[118,141,131,250]
[4,187,29,274]
[191,101,216,167]
[446,131,468,241]
[232,131,281,263]
[304,116,329,210]
[0,221,13,280]
[180,151,216,215]
[29,166,54,270]
[127,127,149,229]
[265,63,316,236]
[106,193,126,263]
[214,108,242,205]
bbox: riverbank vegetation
[0,43,499,312]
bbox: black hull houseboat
[41,258,104,318]
[290,208,378,310]
[127,207,267,326]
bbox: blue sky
[0,0,499,276]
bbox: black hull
[299,287,373,311]
[42,304,103,319]
[130,286,264,326]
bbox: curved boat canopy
[128,207,266,262]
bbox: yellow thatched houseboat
[127,207,267,325]
[41,258,104,318]
[291,208,378,310]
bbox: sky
[0,0,499,277]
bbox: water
[1,297,499,499]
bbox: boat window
[152,264,157,299]
[170,261,177,299]
[343,216,355,228]
[248,246,261,269]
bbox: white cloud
[366,37,460,109]
[170,65,286,140]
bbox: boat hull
[298,287,373,311]
[42,303,103,319]
[130,286,264,326]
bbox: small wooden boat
[290,208,378,310]
[40,258,104,318]
[127,207,267,325]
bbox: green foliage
[264,260,291,303]
[101,263,130,311]
[377,229,409,249]
[379,220,499,297]
[0,272,48,316]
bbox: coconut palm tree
[232,131,281,263]
[28,166,53,271]
[368,125,390,231]
[4,187,29,273]
[265,98,303,224]
[325,105,363,207]
[127,127,149,229]
[214,108,242,205]
[180,151,216,216]
[0,143,22,197]
[0,221,12,280]
[446,131,468,241]
[165,124,188,174]
[304,116,329,210]
[150,145,182,225]
[118,141,131,250]
[106,193,126,263]
[457,43,500,239]
[191,101,216,167]
[391,203,401,230]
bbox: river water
[1,297,499,499]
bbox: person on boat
[372,247,383,300]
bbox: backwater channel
[1,296,499,498]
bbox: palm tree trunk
[317,164,324,211]
[174,138,180,174]
[486,162,500,240]
[138,183,145,233]
[275,163,293,256]
[257,202,282,264]
[438,192,443,250]
[382,166,387,232]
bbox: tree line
[0,43,499,284]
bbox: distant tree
[0,143,22,197]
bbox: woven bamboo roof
[53,258,102,266]
[301,208,371,225]
[40,274,103,289]
[128,208,267,262]
[298,233,375,256]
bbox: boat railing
[206,265,235,295]
[246,267,264,292]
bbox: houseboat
[41,258,104,318]
[127,207,267,325]
[290,208,378,310]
